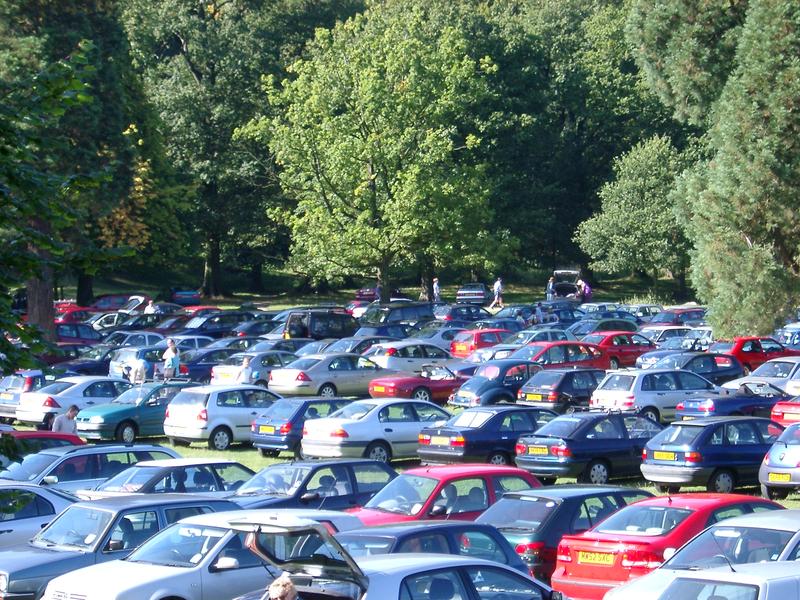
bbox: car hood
[43,559,186,596]
[722,376,786,390]
[77,403,137,419]
[0,543,88,577]
[345,507,415,526]
[228,494,292,509]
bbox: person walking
[535,302,545,325]
[432,277,441,302]
[546,277,556,301]
[489,277,504,309]
[52,405,79,434]
[162,339,180,380]
[235,356,253,384]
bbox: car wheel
[656,484,681,494]
[43,413,55,430]
[761,484,790,500]
[609,357,620,370]
[208,426,233,451]
[318,383,337,397]
[707,469,735,493]
[259,448,280,458]
[639,406,660,423]
[115,421,137,444]
[365,441,391,463]
[411,387,432,402]
[487,451,509,465]
[293,444,307,460]
[169,437,190,447]
[582,460,610,485]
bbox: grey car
[0,483,76,548]
[268,353,397,397]
[0,494,239,600]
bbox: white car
[210,351,296,386]
[0,483,75,547]
[163,385,281,450]
[365,341,455,372]
[407,324,468,351]
[268,353,395,397]
[102,330,165,347]
[722,356,800,394]
[301,398,451,462]
[16,376,132,428]
[638,326,692,347]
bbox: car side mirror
[146,399,159,407]
[300,492,320,503]
[42,475,58,485]
[211,556,239,572]
[429,504,447,517]
[106,540,124,552]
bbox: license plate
[526,393,542,401]
[785,413,800,421]
[769,472,791,482]
[259,425,275,434]
[577,551,614,565]
[431,436,450,446]
[0,393,11,401]
[653,451,676,461]
[455,344,467,352]
[528,446,548,455]
[682,416,695,421]
[373,385,385,392]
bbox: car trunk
[557,534,663,582]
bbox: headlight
[0,573,8,592]
[89,416,105,424]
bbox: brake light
[547,391,558,402]
[621,548,662,569]
[43,396,60,408]
[211,367,217,376]
[330,428,349,438]
[698,399,715,411]
[22,376,34,392]
[419,433,431,445]
[517,390,524,399]
[642,449,647,460]
[237,331,246,337]
[197,408,208,422]
[623,395,635,407]
[676,402,684,411]
[165,407,170,419]
[685,451,702,463]
[515,541,545,560]
[550,445,572,457]
[763,452,770,464]
[179,364,189,375]
[385,348,397,356]
[556,543,572,563]
[470,397,481,407]
[443,315,453,321]
[251,421,257,432]
[279,423,292,435]
[295,372,311,382]
[269,372,273,382]
[772,410,783,419]
[450,436,465,447]
[515,442,526,455]
[302,427,307,435]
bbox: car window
[214,464,252,492]
[50,455,98,482]
[164,505,213,524]
[492,476,532,496]
[587,418,624,440]
[397,533,449,554]
[571,371,594,391]
[0,490,53,521]
[305,467,353,497]
[399,570,467,600]
[464,566,543,600]
[99,452,135,478]
[105,510,158,552]
[571,495,621,532]
[725,422,760,445]
[243,389,276,409]
[741,340,762,353]
[412,403,449,423]
[356,357,380,370]
[677,371,712,390]
[217,391,243,407]
[707,505,749,526]
[448,478,489,514]
[631,334,652,346]
[379,403,417,423]
[457,530,508,563]
[754,420,783,444]
[86,381,117,397]
[624,416,662,439]
[499,412,534,433]
[502,365,529,386]
[544,345,567,364]
[709,425,724,446]
[761,339,783,353]
[689,356,716,374]
[424,346,448,359]
[619,491,653,505]
[328,357,353,371]
[352,463,394,494]
[652,373,678,391]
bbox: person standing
[143,300,157,314]
[489,277,504,309]
[236,356,253,384]
[432,277,441,302]
[52,405,79,434]
[535,302,545,325]
[546,277,556,301]
[162,339,180,380]
[576,279,586,303]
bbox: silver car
[590,368,726,423]
[365,341,454,372]
[268,353,394,397]
[408,325,467,351]
[723,356,800,394]
[0,483,75,547]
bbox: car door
[568,371,595,406]
[0,489,58,546]
[726,421,771,484]
[583,416,631,473]
[761,338,787,362]
[676,371,717,417]
[296,465,355,510]
[82,381,119,409]
[739,339,765,370]
[501,364,530,397]
[423,344,450,365]
[325,356,356,394]
[200,532,270,600]
[377,403,423,458]
[623,415,663,476]
[239,389,279,441]
[45,454,101,492]
[649,372,682,420]
[140,386,181,436]
[353,357,382,393]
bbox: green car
[76,381,198,443]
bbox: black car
[475,485,654,582]
[360,301,438,327]
[433,304,492,322]
[250,397,353,457]
[418,405,558,466]
[516,368,606,413]
[229,459,397,510]
[230,320,279,338]
[178,311,256,338]
[515,411,663,485]
[56,344,118,376]
[335,521,528,574]
[648,352,745,385]
[282,309,359,340]
[449,360,542,407]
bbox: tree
[254,1,504,299]
[576,135,691,288]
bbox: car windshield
[525,371,563,389]
[509,345,545,361]
[295,342,328,356]
[650,424,705,446]
[649,312,677,325]
[752,361,795,378]
[599,374,635,390]
[595,505,692,536]
[476,495,557,531]
[664,525,794,569]
[169,391,209,406]
[709,341,734,352]
[361,306,389,325]
[569,321,596,336]
[112,386,157,405]
[97,466,157,492]
[286,358,321,370]
[473,364,501,380]
[650,355,685,370]
[334,533,393,557]
[685,329,710,340]
[533,417,582,438]
[450,411,495,428]
[35,505,114,550]
[259,400,301,421]
[365,474,438,515]
[0,451,59,481]
[126,523,227,568]
[235,464,311,497]
[661,338,687,350]
[325,339,356,353]
[330,401,376,420]
[185,317,206,329]
[776,424,800,445]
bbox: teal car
[76,382,198,443]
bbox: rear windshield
[525,371,563,389]
[752,361,795,378]
[334,534,393,557]
[260,400,302,421]
[473,365,501,380]
[476,495,557,530]
[453,332,473,342]
[169,391,210,406]
[581,334,605,345]
[451,411,495,428]
[361,307,389,325]
[650,424,705,446]
[0,375,26,391]
[595,505,692,536]
[598,374,635,391]
[777,424,800,445]
[648,312,676,324]
[185,317,206,328]
[286,358,321,370]
[664,525,793,569]
[330,402,376,420]
[534,417,582,438]
[433,306,451,317]
[38,381,75,395]
[709,341,733,352]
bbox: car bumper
[251,433,299,452]
[550,572,621,600]
[640,463,712,485]
[514,458,585,478]
[163,423,209,440]
[759,464,800,488]
[14,408,55,425]
[300,439,368,458]
[0,403,18,420]
[76,423,116,440]
[418,448,471,464]
[267,383,316,395]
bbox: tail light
[443,315,453,321]
[515,442,526,455]
[450,436,465,447]
[384,348,398,356]
[698,399,715,412]
[179,364,189,375]
[763,452,770,464]
[642,449,647,460]
[556,543,572,563]
[676,402,685,411]
[470,397,480,407]
[197,408,208,422]
[419,433,431,445]
[251,421,257,432]
[685,451,701,463]
[237,331,246,337]
[269,372,274,382]
[165,407,170,419]
[516,541,545,561]
[621,548,662,569]
[295,372,311,382]
[43,396,60,408]
[279,423,292,435]
[550,445,572,457]
[22,376,34,392]
[623,395,635,407]
[211,367,217,377]
[547,391,558,402]
[330,428,349,438]
[517,390,524,399]
[302,427,308,435]
[772,410,783,419]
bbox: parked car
[247,337,314,353]
[722,356,800,393]
[709,336,800,373]
[551,493,782,600]
[54,344,118,377]
[510,341,610,371]
[759,423,800,499]
[515,412,663,485]
[152,334,213,351]
[407,321,469,350]
[293,339,335,356]
[354,323,415,338]
[101,330,165,347]
[163,384,281,450]
[102,313,165,335]
[348,464,540,526]
[476,485,654,582]
[579,331,656,369]
[434,303,492,322]
[0,430,84,468]
[770,394,800,426]
[206,336,263,350]
[676,381,790,419]
[646,307,706,326]
[228,320,275,338]
[268,353,392,397]
[107,345,165,379]
[321,335,399,355]
[16,375,132,429]
[75,381,198,443]
[177,346,241,383]
[365,340,454,372]
[301,397,451,462]
[449,329,510,359]
[0,443,179,492]
[641,416,784,493]
[53,307,92,324]
[149,313,191,333]
[84,311,127,332]
[360,301,438,327]
[448,360,542,408]
[0,494,238,600]
[504,329,577,346]
[0,369,61,423]
[648,352,744,385]
[456,283,489,305]
[370,364,466,405]
[567,319,637,338]
[281,308,359,340]
[638,325,692,347]
[516,368,607,413]
[55,323,103,345]
[88,294,139,312]
[209,351,297,386]
[418,405,558,465]
[250,397,352,457]
[0,483,77,548]
[229,459,397,509]
[620,304,663,322]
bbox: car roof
[181,384,267,393]
[74,493,231,510]
[357,553,524,577]
[463,328,510,335]
[50,375,129,384]
[476,359,537,368]
[301,352,363,360]
[459,405,545,415]
[264,458,387,469]
[131,458,245,468]
[39,443,171,457]
[378,341,443,349]
[531,367,604,375]
[340,521,500,536]
[763,356,800,363]
[619,493,762,509]
[676,560,800,583]
[404,464,530,478]
[707,508,800,530]
[505,485,644,501]
[667,416,775,426]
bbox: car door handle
[384,428,393,432]
[250,411,258,415]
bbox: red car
[579,331,656,369]
[710,336,800,374]
[54,307,93,324]
[450,328,511,358]
[87,294,138,312]
[1,430,85,465]
[770,397,800,426]
[182,305,220,316]
[512,341,610,370]
[347,464,541,526]
[369,364,467,404]
[551,493,782,600]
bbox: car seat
[193,471,215,492]
[118,517,135,549]
[172,470,187,493]
[429,578,455,600]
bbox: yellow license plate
[653,451,676,461]
[577,551,615,565]
[528,446,548,455]
[455,344,467,352]
[431,436,450,446]
[0,392,12,400]
[785,413,800,421]
[769,472,791,482]
[682,416,695,421]
[373,385,385,392]
[259,425,275,434]
[526,393,542,401]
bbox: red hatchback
[347,464,540,526]
[450,329,511,358]
[710,336,800,374]
[551,493,782,600]
[580,331,656,369]
[511,341,610,370]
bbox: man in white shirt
[143,300,157,314]
[236,356,253,384]
[52,405,79,434]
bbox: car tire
[707,469,736,493]
[318,383,337,397]
[293,444,307,460]
[487,451,510,465]
[656,484,681,494]
[639,406,660,423]
[580,460,610,485]
[115,421,137,444]
[259,448,280,458]
[208,426,233,451]
[411,387,432,403]
[761,484,790,500]
[365,441,391,463]
[44,413,55,430]
[609,357,620,370]
[169,437,190,447]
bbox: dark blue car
[250,397,353,457]
[229,459,397,510]
[418,405,558,466]
[676,381,790,419]
[449,359,541,407]
[515,411,663,485]
[641,416,784,493]
[180,347,240,383]
[57,344,117,376]
[178,311,255,338]
[649,352,745,385]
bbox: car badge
[780,452,786,460]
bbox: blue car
[641,415,784,493]
[418,405,558,465]
[515,411,663,485]
[449,359,542,408]
[180,347,240,383]
[759,423,800,499]
[250,397,353,457]
[57,344,117,376]
[676,381,789,419]
[229,459,397,510]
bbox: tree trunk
[202,235,222,297]
[249,260,264,293]
[76,271,94,306]
[377,262,390,303]
[418,256,434,302]
[27,266,56,343]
